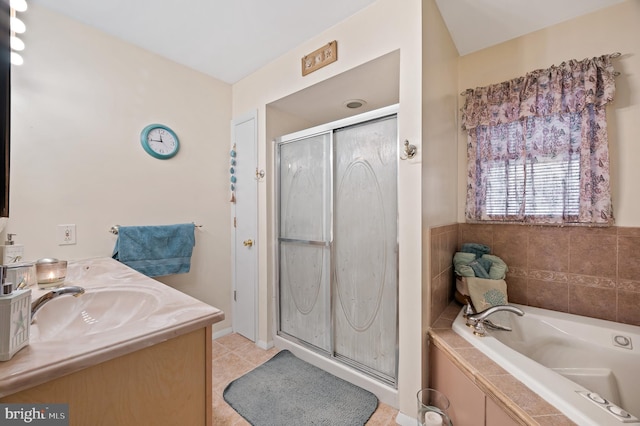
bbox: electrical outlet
[57,224,76,245]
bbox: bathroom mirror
[0,1,10,221]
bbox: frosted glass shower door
[277,132,332,352]
[276,107,398,385]
[333,116,398,382]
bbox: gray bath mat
[223,350,379,425]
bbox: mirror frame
[1,0,10,219]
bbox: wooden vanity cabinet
[1,327,212,426]
[430,343,520,426]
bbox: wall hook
[255,168,265,181]
[400,140,417,160]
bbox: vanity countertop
[0,257,224,398]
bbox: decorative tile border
[618,280,640,292]
[528,270,568,282]
[506,266,528,278]
[567,274,616,288]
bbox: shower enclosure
[275,105,398,386]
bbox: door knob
[243,239,253,247]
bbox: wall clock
[140,124,180,159]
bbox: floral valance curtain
[461,54,617,225]
[461,55,616,130]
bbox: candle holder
[35,258,67,289]
[417,388,452,426]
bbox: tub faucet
[31,286,85,323]
[465,304,524,337]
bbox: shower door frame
[274,104,399,387]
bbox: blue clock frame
[140,124,180,159]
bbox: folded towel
[461,243,491,259]
[453,251,508,281]
[482,254,508,280]
[112,223,195,277]
[453,252,476,277]
[466,277,508,312]
[467,259,491,278]
[454,253,491,278]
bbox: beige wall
[421,0,460,389]
[422,1,459,228]
[9,5,233,330]
[233,0,423,416]
[457,0,640,226]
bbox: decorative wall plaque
[301,41,338,76]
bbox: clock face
[140,124,180,159]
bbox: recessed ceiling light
[343,99,366,109]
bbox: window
[481,114,581,220]
[462,55,617,225]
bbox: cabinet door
[486,396,520,426]
[430,344,485,426]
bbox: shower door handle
[243,239,254,247]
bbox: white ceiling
[29,0,624,84]
[28,0,379,84]
[435,0,625,56]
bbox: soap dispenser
[0,265,31,361]
[1,234,25,264]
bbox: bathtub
[452,304,640,426]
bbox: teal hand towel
[112,223,195,277]
[461,243,491,259]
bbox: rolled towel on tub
[112,223,195,277]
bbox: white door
[231,111,258,341]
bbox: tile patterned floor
[212,333,399,425]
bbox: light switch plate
[57,224,76,245]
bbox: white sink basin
[31,287,162,342]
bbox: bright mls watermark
[1,404,68,425]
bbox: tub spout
[31,286,85,323]
[465,304,524,337]
[466,304,524,323]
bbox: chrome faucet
[465,304,524,337]
[31,286,85,322]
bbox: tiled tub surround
[430,223,459,323]
[430,223,640,327]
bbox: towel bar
[109,224,202,235]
